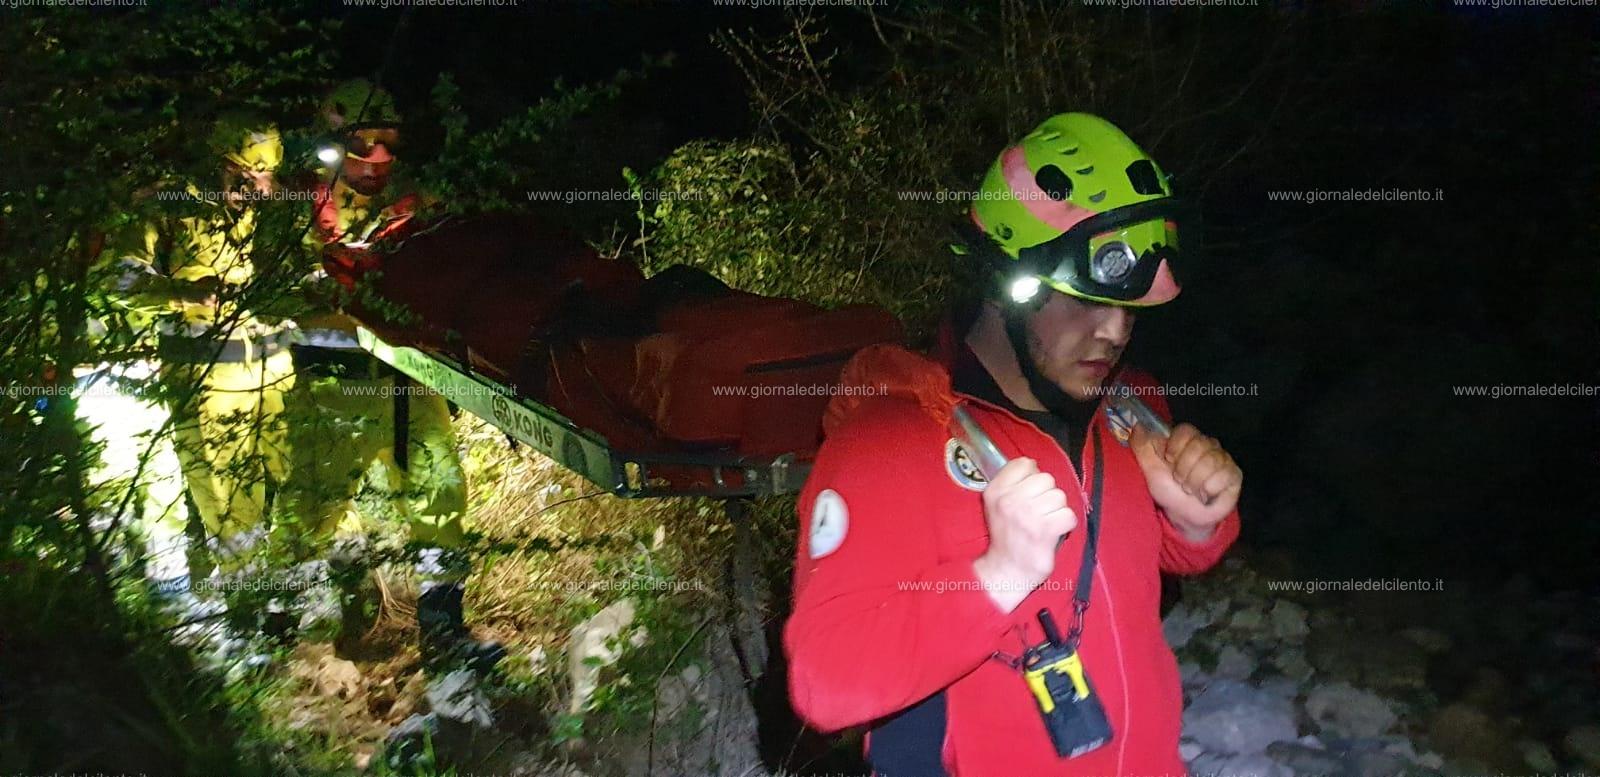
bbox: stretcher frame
[358,327,811,498]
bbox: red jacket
[312,182,421,289]
[785,343,1239,777]
[311,182,420,247]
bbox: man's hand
[1130,422,1242,542]
[972,457,1078,613]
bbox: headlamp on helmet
[962,113,1192,308]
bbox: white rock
[1229,608,1266,633]
[1381,738,1421,761]
[1270,647,1315,683]
[1265,741,1343,776]
[1190,750,1293,777]
[425,670,493,728]
[655,662,708,720]
[568,598,647,714]
[1398,626,1454,654]
[1268,601,1310,641]
[1215,645,1256,681]
[1304,682,1397,738]
[1201,598,1230,624]
[1258,676,1299,700]
[1183,680,1298,755]
[1164,603,1210,649]
[314,655,363,699]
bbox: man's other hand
[1130,422,1242,542]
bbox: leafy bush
[632,3,1308,335]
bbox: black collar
[949,341,1100,470]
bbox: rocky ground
[158,548,1599,776]
[1168,553,1600,777]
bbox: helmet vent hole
[1060,145,1080,155]
[1126,159,1166,195]
[1075,165,1095,175]
[1088,190,1107,203]
[1034,165,1073,201]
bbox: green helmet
[962,113,1186,307]
[209,115,283,172]
[319,78,402,132]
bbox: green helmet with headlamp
[316,79,403,170]
[210,114,284,173]
[959,113,1186,308]
[319,78,403,132]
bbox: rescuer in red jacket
[785,113,1243,777]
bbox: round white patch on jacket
[808,489,849,559]
[945,438,989,491]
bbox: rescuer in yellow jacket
[109,120,298,578]
[283,80,501,671]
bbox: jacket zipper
[1079,413,1130,776]
[960,392,1134,772]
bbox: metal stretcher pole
[723,498,770,689]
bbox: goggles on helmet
[960,198,1189,306]
[1022,198,1186,304]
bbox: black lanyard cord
[1065,426,1104,652]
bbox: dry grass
[455,415,741,657]
[249,412,777,773]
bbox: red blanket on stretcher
[336,212,903,461]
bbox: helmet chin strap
[1002,304,1084,416]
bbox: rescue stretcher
[345,212,903,498]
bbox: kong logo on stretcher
[489,392,557,450]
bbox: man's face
[1022,291,1136,401]
[344,158,389,196]
[344,128,398,196]
[223,163,277,207]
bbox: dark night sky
[313,1,1597,587]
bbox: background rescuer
[284,80,501,671]
[784,113,1244,776]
